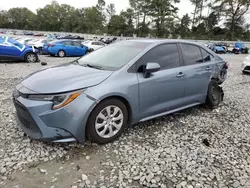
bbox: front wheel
[25,52,38,63]
[205,80,224,109]
[86,99,128,144]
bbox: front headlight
[28,90,83,110]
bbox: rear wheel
[25,52,37,63]
[86,98,128,144]
[58,50,65,57]
[205,80,223,109]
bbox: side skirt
[139,103,201,122]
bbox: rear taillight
[48,44,55,47]
[225,62,229,69]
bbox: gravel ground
[1,54,250,188]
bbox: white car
[27,39,52,54]
[83,41,106,51]
[17,38,34,44]
[242,54,250,73]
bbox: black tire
[205,80,224,109]
[86,98,128,144]
[25,52,38,63]
[242,70,248,74]
[58,50,66,57]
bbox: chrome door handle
[176,72,186,78]
[205,66,212,71]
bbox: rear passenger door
[63,41,74,55]
[137,43,187,120]
[180,43,214,104]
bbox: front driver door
[137,43,187,121]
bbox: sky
[0,0,194,17]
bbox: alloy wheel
[27,54,36,63]
[95,105,124,139]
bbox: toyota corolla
[13,40,228,144]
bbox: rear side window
[72,42,82,47]
[138,43,180,70]
[63,41,72,46]
[201,48,213,62]
[182,44,203,65]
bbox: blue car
[13,40,228,144]
[45,40,89,57]
[0,36,39,62]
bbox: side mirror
[143,62,161,78]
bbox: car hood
[20,63,113,94]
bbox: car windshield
[77,41,150,71]
[7,37,23,49]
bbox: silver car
[13,39,228,144]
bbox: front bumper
[12,90,97,143]
[242,61,250,72]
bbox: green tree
[0,10,8,28]
[84,6,104,34]
[120,8,135,36]
[108,15,126,35]
[179,14,191,38]
[106,3,116,22]
[7,8,36,30]
[213,0,250,40]
[36,1,61,31]
[149,0,180,37]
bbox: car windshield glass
[7,37,23,49]
[77,41,150,71]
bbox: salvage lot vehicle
[83,40,106,51]
[13,40,228,144]
[242,54,250,73]
[0,36,39,62]
[27,39,53,55]
[44,39,89,57]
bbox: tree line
[0,0,250,40]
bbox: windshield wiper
[81,63,104,70]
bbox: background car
[83,40,106,51]
[242,54,250,73]
[17,38,35,44]
[27,39,53,54]
[0,36,39,62]
[46,40,89,57]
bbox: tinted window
[63,41,72,46]
[73,42,82,47]
[182,44,203,65]
[201,48,213,62]
[78,41,150,71]
[137,44,180,70]
[92,42,98,45]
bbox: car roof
[125,39,205,46]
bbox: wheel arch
[95,95,133,125]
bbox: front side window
[78,41,150,71]
[182,44,203,65]
[137,43,180,70]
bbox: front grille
[13,99,42,137]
